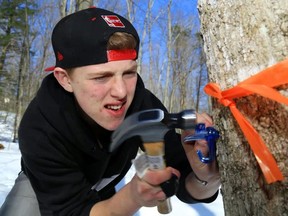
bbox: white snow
[0,111,224,215]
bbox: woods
[0,0,207,142]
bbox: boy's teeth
[108,105,121,110]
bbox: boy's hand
[181,113,220,183]
[129,167,180,207]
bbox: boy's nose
[111,77,127,98]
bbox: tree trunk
[76,0,92,11]
[59,0,92,17]
[13,5,30,142]
[59,0,68,18]
[198,0,288,215]
[163,0,172,109]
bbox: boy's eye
[95,76,106,80]
[93,74,112,81]
[124,71,137,77]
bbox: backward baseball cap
[45,7,140,71]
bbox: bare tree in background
[13,1,37,142]
[169,25,201,112]
[136,0,154,78]
[198,0,288,215]
[163,6,206,112]
[163,0,172,109]
[28,2,57,96]
[77,0,92,10]
[134,0,166,97]
[59,0,93,17]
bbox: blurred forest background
[0,0,208,141]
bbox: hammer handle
[143,141,172,214]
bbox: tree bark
[198,0,288,215]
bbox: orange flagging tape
[204,59,288,184]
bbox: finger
[141,167,180,186]
[181,129,195,139]
[138,178,167,202]
[160,174,179,198]
[195,139,208,147]
[194,140,209,156]
[139,180,163,194]
[196,113,213,126]
[141,175,179,200]
[181,113,213,143]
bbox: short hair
[107,32,137,50]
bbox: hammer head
[109,109,196,152]
[110,109,168,152]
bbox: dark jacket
[19,73,217,216]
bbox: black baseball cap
[45,7,140,71]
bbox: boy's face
[65,60,138,131]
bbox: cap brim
[107,49,137,62]
[44,66,56,72]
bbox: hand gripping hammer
[109,109,197,214]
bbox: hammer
[110,109,197,214]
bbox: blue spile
[183,123,220,163]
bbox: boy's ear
[53,67,73,92]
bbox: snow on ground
[0,111,224,215]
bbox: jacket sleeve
[19,103,100,216]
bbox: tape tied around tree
[204,58,288,184]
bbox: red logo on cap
[101,15,125,28]
[57,51,64,61]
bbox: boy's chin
[100,120,123,131]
